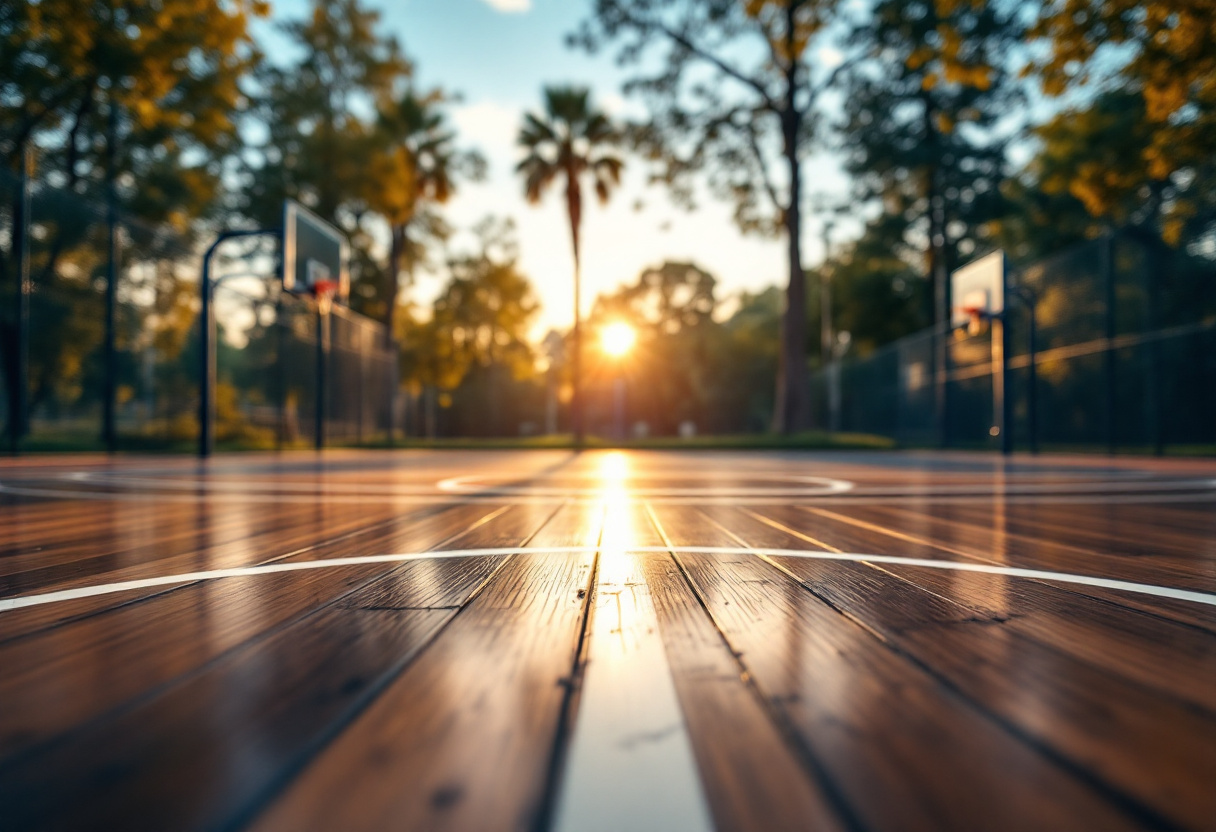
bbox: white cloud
[480,0,531,12]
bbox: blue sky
[268,0,852,334]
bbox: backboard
[282,199,349,303]
[951,250,1005,330]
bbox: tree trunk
[385,223,406,332]
[565,173,584,446]
[773,108,812,435]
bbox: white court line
[436,474,856,497]
[552,553,714,832]
[2,546,1213,613]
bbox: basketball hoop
[962,305,987,336]
[312,279,338,316]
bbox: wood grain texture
[740,504,1216,708]
[0,505,559,832]
[707,507,1216,831]
[0,504,503,760]
[248,503,603,832]
[0,450,1213,832]
[649,503,1151,832]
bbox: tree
[1029,1,1216,246]
[517,85,623,443]
[840,0,1023,331]
[242,0,410,311]
[1,0,265,439]
[1,0,263,194]
[588,261,720,434]
[399,218,540,437]
[572,0,844,433]
[827,215,931,354]
[369,88,484,331]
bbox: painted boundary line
[3,546,1213,613]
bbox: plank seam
[644,503,869,832]
[0,504,519,773]
[725,512,1191,832]
[226,501,569,832]
[0,502,465,647]
[530,505,606,832]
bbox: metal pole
[1102,232,1117,454]
[1027,295,1038,455]
[275,295,286,451]
[386,336,397,448]
[314,307,327,451]
[10,146,32,453]
[197,229,279,458]
[820,220,833,370]
[998,260,1012,454]
[199,247,214,458]
[1145,241,1164,456]
[103,102,119,453]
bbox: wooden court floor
[0,449,1213,831]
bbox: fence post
[997,260,1012,455]
[275,296,286,451]
[1145,240,1164,455]
[1026,294,1038,454]
[9,146,32,453]
[1102,232,1117,454]
[314,308,327,451]
[102,102,120,453]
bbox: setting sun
[600,322,636,358]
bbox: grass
[343,431,897,452]
[8,430,1213,456]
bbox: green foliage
[572,0,843,433]
[518,85,624,257]
[840,0,1023,289]
[241,0,411,317]
[368,87,484,329]
[827,216,932,355]
[1026,2,1216,247]
[1,0,264,223]
[585,262,780,434]
[399,218,539,395]
[1031,0,1215,185]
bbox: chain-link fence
[810,232,1216,452]
[1,166,398,453]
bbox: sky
[270,0,853,336]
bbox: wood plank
[709,506,1216,831]
[0,503,564,832]
[741,505,1216,708]
[647,503,1147,832]
[0,503,502,760]
[551,514,714,832]
[821,503,1215,591]
[248,503,603,832]
[807,503,1216,632]
[624,502,849,832]
[0,502,472,643]
[0,500,402,595]
[920,500,1216,562]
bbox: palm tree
[374,88,484,333]
[517,85,623,445]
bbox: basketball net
[312,279,338,316]
[962,306,986,336]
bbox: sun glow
[600,322,636,358]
